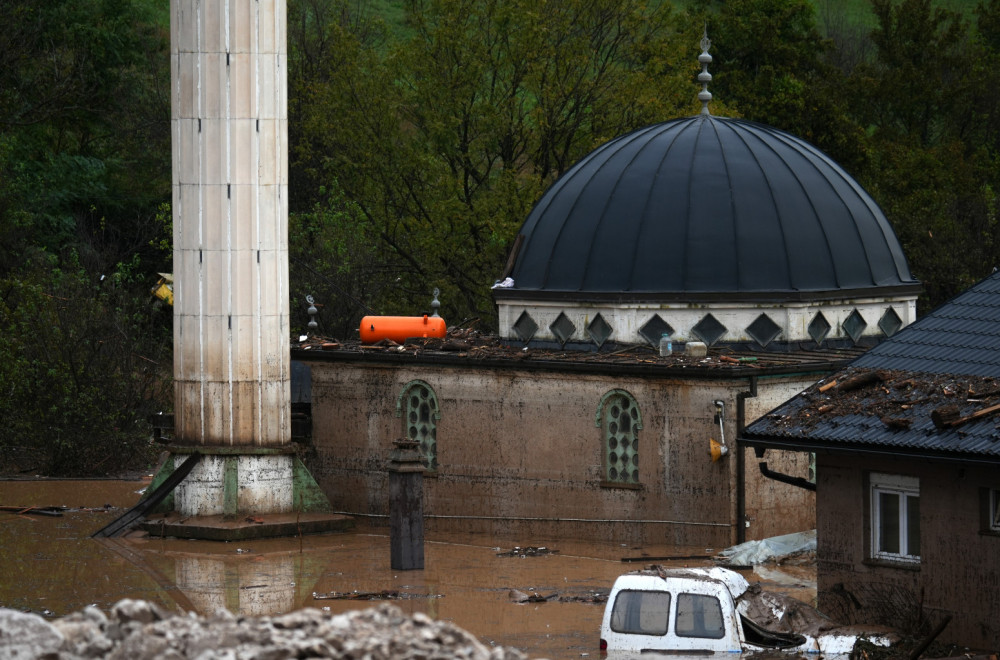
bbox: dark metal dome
[502,115,918,301]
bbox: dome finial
[698,26,713,116]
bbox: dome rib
[628,121,696,291]
[717,119,793,291]
[740,121,841,291]
[541,126,658,291]
[760,123,866,290]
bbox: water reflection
[0,480,818,659]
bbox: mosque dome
[493,114,920,350]
[506,115,915,297]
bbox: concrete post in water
[388,439,425,570]
[170,0,292,516]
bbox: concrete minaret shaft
[171,0,291,516]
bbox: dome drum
[496,296,917,351]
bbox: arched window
[396,380,440,472]
[597,390,642,485]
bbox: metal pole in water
[388,439,426,570]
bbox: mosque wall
[305,359,818,547]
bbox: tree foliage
[0,0,171,475]
[6,0,1000,474]
[289,0,696,329]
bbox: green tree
[688,0,866,171]
[846,0,999,310]
[290,0,696,330]
[0,0,172,475]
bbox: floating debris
[496,546,559,558]
[508,589,608,604]
[312,590,442,601]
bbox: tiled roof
[741,270,1000,463]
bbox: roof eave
[738,434,1000,466]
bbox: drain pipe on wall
[738,374,817,501]
[735,375,757,545]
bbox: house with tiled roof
[741,270,1000,651]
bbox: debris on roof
[293,326,866,374]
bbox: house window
[597,390,642,485]
[870,473,920,562]
[992,490,1000,531]
[983,488,1000,534]
[396,380,440,472]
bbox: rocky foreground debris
[0,599,527,659]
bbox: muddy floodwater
[0,479,818,659]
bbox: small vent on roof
[587,314,613,348]
[843,309,868,344]
[808,312,831,345]
[512,311,538,343]
[879,307,903,337]
[639,315,674,348]
[692,313,727,346]
[550,312,577,346]
[746,313,781,348]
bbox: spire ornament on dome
[698,27,713,116]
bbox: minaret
[170,0,293,517]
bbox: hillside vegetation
[2,0,1000,475]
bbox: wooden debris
[835,370,887,393]
[881,416,912,430]
[931,404,962,429]
[0,505,66,517]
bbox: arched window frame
[596,389,643,488]
[396,379,441,473]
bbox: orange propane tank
[360,315,447,344]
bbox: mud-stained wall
[306,359,818,547]
[742,378,819,539]
[816,454,1000,651]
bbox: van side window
[675,593,725,639]
[609,590,670,636]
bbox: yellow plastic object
[151,273,174,306]
[710,438,729,462]
[360,315,447,344]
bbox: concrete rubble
[0,600,527,659]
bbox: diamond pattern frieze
[692,313,727,346]
[512,310,538,342]
[879,307,903,337]
[587,313,613,348]
[745,313,781,348]
[639,314,674,348]
[808,312,831,345]
[843,309,868,344]
[549,312,577,346]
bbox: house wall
[816,454,1000,651]
[305,358,818,548]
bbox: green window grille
[597,390,642,484]
[396,380,440,472]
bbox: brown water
[0,480,816,659]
